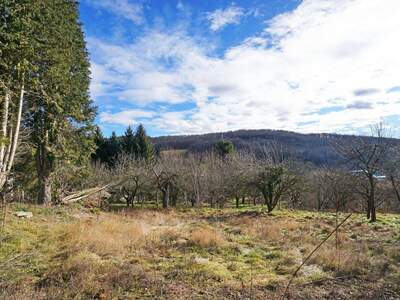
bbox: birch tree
[0,1,35,191]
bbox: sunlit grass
[1,203,399,299]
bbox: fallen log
[61,183,113,204]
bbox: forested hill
[151,129,399,166]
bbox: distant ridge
[152,129,399,166]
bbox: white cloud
[87,31,208,105]
[86,0,143,24]
[100,110,155,126]
[93,0,400,136]
[206,5,245,31]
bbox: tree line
[83,125,400,223]
[92,124,155,166]
[2,2,400,224]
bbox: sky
[79,0,400,137]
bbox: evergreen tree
[92,126,107,162]
[24,0,96,204]
[214,140,235,158]
[135,124,154,162]
[122,126,137,156]
[107,131,121,164]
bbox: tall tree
[333,124,388,222]
[107,131,121,164]
[122,126,137,155]
[135,124,154,162]
[0,1,36,190]
[24,1,95,204]
[92,126,107,162]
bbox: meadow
[1,204,399,299]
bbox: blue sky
[79,0,400,137]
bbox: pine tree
[214,140,235,158]
[24,0,96,204]
[122,126,137,156]
[135,124,154,162]
[92,126,107,162]
[107,131,121,165]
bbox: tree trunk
[195,190,200,207]
[317,188,322,210]
[171,193,177,207]
[6,83,24,172]
[0,91,10,167]
[370,198,376,222]
[235,196,239,208]
[370,179,376,222]
[242,196,245,205]
[36,135,52,205]
[38,172,51,205]
[162,185,169,209]
[367,176,376,222]
[390,175,400,203]
[155,190,159,207]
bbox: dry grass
[189,226,227,248]
[1,205,399,299]
[60,217,147,256]
[308,242,370,275]
[237,218,301,241]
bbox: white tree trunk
[0,92,10,167]
[0,83,25,191]
[7,84,24,172]
[2,125,13,173]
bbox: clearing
[1,204,400,299]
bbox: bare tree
[113,156,150,207]
[152,153,181,209]
[382,145,400,205]
[184,154,206,207]
[225,153,250,208]
[333,124,388,222]
[315,167,354,211]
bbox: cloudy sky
[80,0,400,137]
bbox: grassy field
[1,204,400,299]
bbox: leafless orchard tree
[382,145,400,207]
[183,154,206,207]
[225,152,254,208]
[202,152,228,208]
[152,152,183,209]
[113,155,151,207]
[332,124,388,222]
[315,167,355,211]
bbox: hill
[152,129,398,166]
